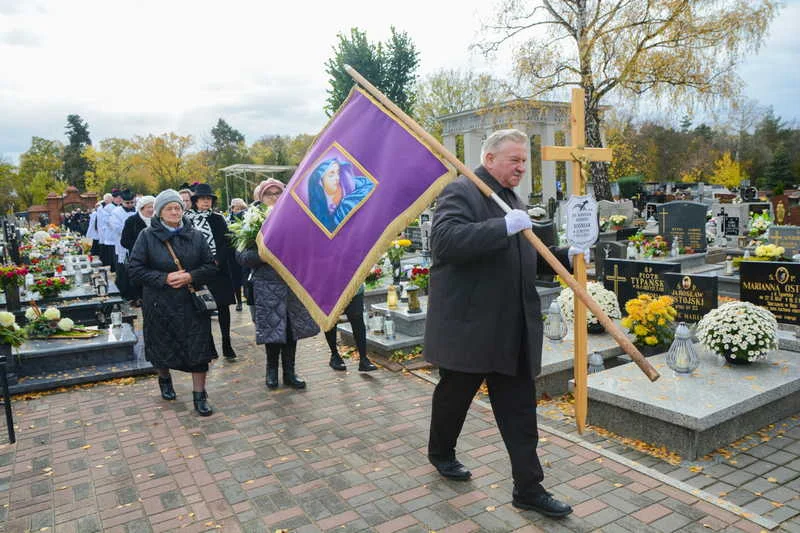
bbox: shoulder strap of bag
[163,240,196,293]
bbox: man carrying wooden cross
[424,129,588,518]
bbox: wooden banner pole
[344,65,660,383]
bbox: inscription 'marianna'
[741,281,780,292]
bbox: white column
[443,134,457,160]
[541,125,557,205]
[513,125,532,204]
[463,131,484,171]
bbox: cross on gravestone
[768,226,800,256]
[605,262,628,299]
[595,242,627,281]
[656,201,707,251]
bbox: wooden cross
[541,88,613,434]
[606,263,627,297]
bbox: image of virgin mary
[307,158,374,232]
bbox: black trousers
[428,367,545,497]
[324,292,367,357]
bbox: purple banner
[258,87,454,329]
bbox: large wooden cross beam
[541,88,613,434]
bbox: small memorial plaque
[740,261,800,326]
[565,195,599,248]
[723,216,740,236]
[664,273,718,323]
[768,225,800,256]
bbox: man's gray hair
[480,129,528,163]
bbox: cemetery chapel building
[439,98,610,206]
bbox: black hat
[120,188,134,201]
[191,183,217,201]
[189,181,201,193]
[111,188,121,197]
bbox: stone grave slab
[768,225,800,256]
[0,281,120,307]
[656,201,707,251]
[602,258,680,308]
[7,324,153,394]
[740,261,800,326]
[587,348,800,459]
[663,273,717,323]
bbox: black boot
[222,337,237,360]
[192,391,213,416]
[329,352,346,371]
[266,347,279,389]
[358,356,377,372]
[282,343,306,389]
[158,376,176,400]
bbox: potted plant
[557,282,621,333]
[0,265,29,311]
[0,311,26,351]
[409,266,430,294]
[609,214,627,230]
[620,294,677,354]
[696,301,777,365]
[747,211,771,240]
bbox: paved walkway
[1,310,798,532]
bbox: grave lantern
[386,285,399,310]
[666,322,699,374]
[588,352,605,373]
[406,284,421,313]
[544,301,567,342]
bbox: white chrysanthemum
[0,311,15,327]
[557,282,621,325]
[25,307,37,320]
[33,230,50,243]
[697,301,777,362]
[43,307,61,320]
[57,318,74,332]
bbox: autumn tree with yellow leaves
[477,0,780,200]
[709,151,747,189]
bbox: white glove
[504,209,532,236]
[568,246,591,267]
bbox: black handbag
[164,241,218,315]
[243,271,255,305]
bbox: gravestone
[598,200,635,225]
[741,186,758,202]
[663,273,718,323]
[770,195,800,226]
[655,201,707,251]
[594,242,627,281]
[768,225,800,256]
[740,261,800,326]
[723,216,740,236]
[748,202,771,216]
[645,203,658,221]
[602,258,680,309]
[616,227,639,241]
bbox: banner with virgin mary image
[257,86,456,330]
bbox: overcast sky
[1,0,797,163]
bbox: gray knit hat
[154,189,183,218]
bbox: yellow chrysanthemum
[621,317,632,329]
[645,335,659,345]
[634,325,649,337]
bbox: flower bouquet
[640,235,669,258]
[31,276,71,300]
[696,301,777,364]
[609,214,627,230]
[0,310,26,347]
[599,217,610,232]
[0,265,29,291]
[24,304,98,339]
[364,265,384,289]
[228,204,273,252]
[748,211,771,239]
[386,239,412,264]
[557,282,621,332]
[621,294,677,349]
[410,266,430,292]
[754,243,786,261]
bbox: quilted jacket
[236,248,319,344]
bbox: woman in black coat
[185,183,237,359]
[120,195,155,306]
[128,189,218,416]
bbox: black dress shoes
[429,457,471,481]
[512,491,573,518]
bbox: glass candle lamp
[666,322,699,374]
[386,285,399,310]
[544,301,567,342]
[406,284,421,313]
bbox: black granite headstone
[602,258,680,309]
[724,216,740,236]
[595,242,627,281]
[740,261,800,326]
[768,225,800,256]
[748,203,770,216]
[663,273,718,323]
[656,201,707,251]
[616,227,639,241]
